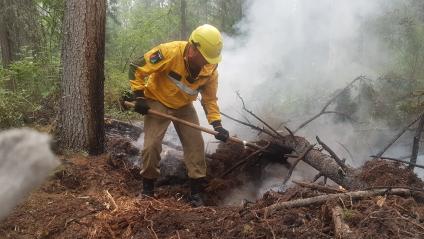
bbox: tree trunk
[180,0,187,40]
[0,0,15,67]
[58,0,106,155]
[0,18,13,67]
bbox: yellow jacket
[129,41,221,123]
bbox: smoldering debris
[0,128,59,220]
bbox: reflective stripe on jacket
[129,41,221,123]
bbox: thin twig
[375,115,421,158]
[337,141,354,162]
[312,172,323,182]
[283,145,315,184]
[294,76,364,133]
[364,185,424,193]
[221,111,277,138]
[265,220,276,239]
[236,91,287,140]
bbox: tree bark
[180,0,187,40]
[280,136,364,189]
[332,206,354,239]
[263,188,413,216]
[0,0,15,67]
[58,0,106,155]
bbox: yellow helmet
[189,24,223,64]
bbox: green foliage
[0,56,60,128]
[360,0,424,126]
[0,88,33,128]
[1,0,246,126]
[35,0,65,57]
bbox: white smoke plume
[0,128,59,220]
[202,0,411,203]
[212,0,393,162]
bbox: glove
[120,90,135,110]
[211,121,229,142]
[133,91,150,115]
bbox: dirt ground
[1,135,424,238]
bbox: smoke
[199,0,413,203]
[0,128,59,221]
[214,0,396,161]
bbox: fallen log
[279,136,364,189]
[263,188,412,216]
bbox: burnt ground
[1,135,424,238]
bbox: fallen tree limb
[332,206,353,239]
[337,141,354,162]
[410,113,424,169]
[282,145,314,184]
[279,136,363,189]
[370,155,424,170]
[316,136,348,171]
[292,180,345,194]
[221,112,277,138]
[374,116,421,158]
[263,188,412,216]
[313,174,328,185]
[294,76,364,133]
[236,91,289,140]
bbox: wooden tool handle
[124,101,260,150]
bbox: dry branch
[374,116,421,158]
[294,76,364,133]
[410,113,424,169]
[337,141,354,162]
[236,91,289,140]
[316,136,348,171]
[370,155,424,169]
[263,188,412,216]
[221,112,277,138]
[282,145,315,184]
[292,180,345,194]
[332,206,353,239]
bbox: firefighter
[128,24,229,206]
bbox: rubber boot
[142,178,155,197]
[189,178,206,207]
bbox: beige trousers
[141,100,206,179]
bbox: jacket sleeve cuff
[210,120,222,128]
[133,90,145,99]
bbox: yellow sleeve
[129,45,172,92]
[201,72,222,124]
